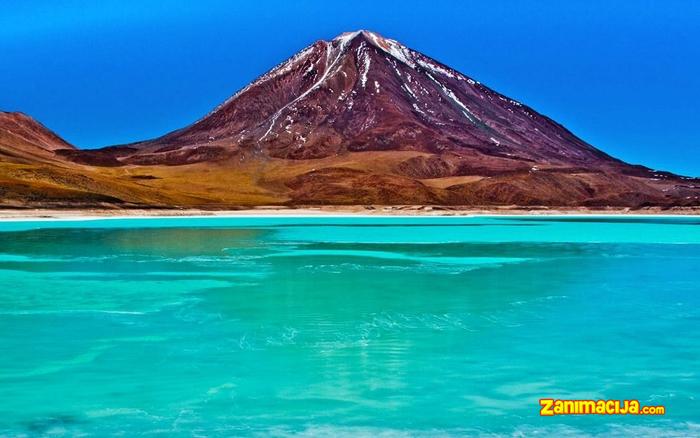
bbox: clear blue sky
[1,0,698,175]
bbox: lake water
[0,216,698,436]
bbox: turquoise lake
[0,216,699,436]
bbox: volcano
[2,30,699,208]
[110,30,621,167]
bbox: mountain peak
[332,29,385,43]
[329,30,415,67]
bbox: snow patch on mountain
[425,73,480,125]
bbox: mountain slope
[0,111,75,163]
[0,113,216,208]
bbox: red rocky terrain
[2,31,699,208]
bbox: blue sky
[1,0,699,175]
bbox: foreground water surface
[0,216,699,436]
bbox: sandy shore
[1,205,699,219]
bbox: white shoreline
[0,210,698,222]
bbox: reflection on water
[0,217,699,436]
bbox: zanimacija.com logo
[539,399,665,416]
